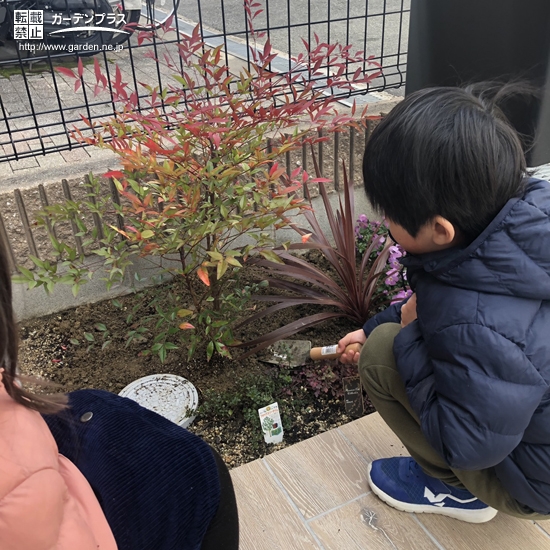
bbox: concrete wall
[13,186,380,321]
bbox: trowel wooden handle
[310,343,362,361]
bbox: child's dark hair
[0,237,67,413]
[362,85,528,243]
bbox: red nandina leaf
[197,266,210,286]
[137,30,150,46]
[145,139,163,154]
[179,322,195,330]
[93,57,102,83]
[77,57,84,78]
[104,170,124,179]
[211,133,221,148]
[280,184,302,195]
[263,39,271,58]
[301,233,313,243]
[56,67,76,79]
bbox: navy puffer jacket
[363,177,550,514]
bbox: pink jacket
[0,381,117,550]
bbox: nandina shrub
[15,2,381,361]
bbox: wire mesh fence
[0,0,409,163]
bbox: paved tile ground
[232,412,550,550]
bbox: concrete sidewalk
[0,145,120,193]
[0,88,401,193]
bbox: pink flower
[385,268,402,286]
[390,289,413,305]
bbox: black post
[406,0,550,165]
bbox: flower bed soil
[18,252,376,468]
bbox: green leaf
[16,266,35,280]
[12,274,33,285]
[206,341,214,361]
[177,308,193,318]
[29,256,45,269]
[70,338,80,345]
[141,229,154,239]
[207,250,223,261]
[84,332,95,342]
[217,259,228,280]
[94,323,107,331]
[129,179,141,194]
[259,250,285,264]
[226,257,242,268]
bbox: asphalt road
[176,0,410,91]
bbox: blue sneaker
[367,457,498,523]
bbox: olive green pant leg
[358,323,459,483]
[359,322,548,520]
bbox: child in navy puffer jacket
[337,86,550,523]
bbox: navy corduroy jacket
[44,389,220,550]
[363,177,550,514]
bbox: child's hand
[337,329,366,365]
[400,293,417,328]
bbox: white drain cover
[119,374,199,428]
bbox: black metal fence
[0,0,410,162]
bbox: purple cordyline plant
[235,153,405,360]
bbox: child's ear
[431,216,456,246]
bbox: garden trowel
[260,339,362,367]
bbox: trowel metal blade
[260,339,312,367]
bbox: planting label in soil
[258,402,284,444]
